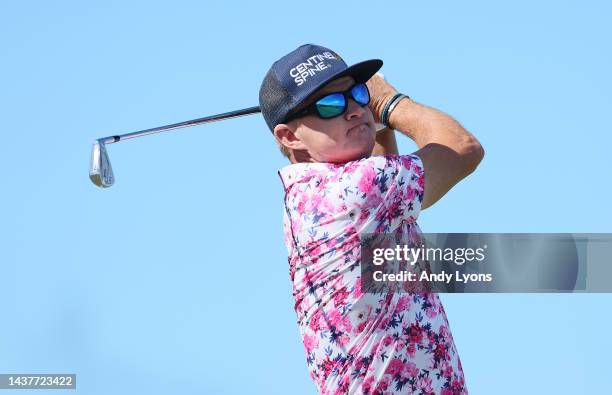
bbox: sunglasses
[284,82,370,123]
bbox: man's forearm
[388,98,482,160]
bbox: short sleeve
[341,154,425,233]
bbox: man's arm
[366,74,484,210]
[388,99,484,210]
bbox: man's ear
[273,124,307,151]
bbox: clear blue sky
[1,1,610,394]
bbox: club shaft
[98,106,261,145]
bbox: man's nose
[345,97,366,121]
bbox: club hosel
[97,136,120,145]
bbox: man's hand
[366,74,398,123]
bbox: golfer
[259,44,484,395]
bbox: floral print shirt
[278,155,467,395]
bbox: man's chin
[331,147,373,164]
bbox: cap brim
[299,59,383,104]
[336,59,384,84]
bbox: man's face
[280,76,376,164]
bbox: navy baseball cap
[259,44,383,132]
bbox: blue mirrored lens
[351,83,370,105]
[316,93,346,118]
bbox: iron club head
[89,140,115,188]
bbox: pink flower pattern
[278,155,467,394]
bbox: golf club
[89,106,261,188]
